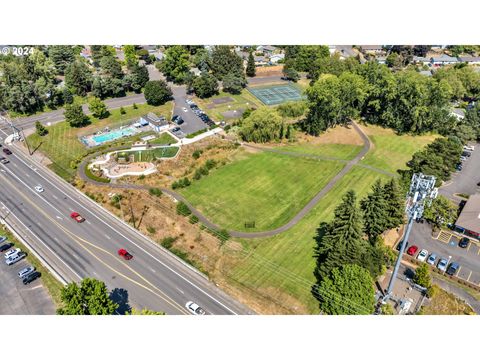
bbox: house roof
[141,113,168,126]
[257,45,277,52]
[431,54,458,63]
[413,56,429,62]
[360,45,383,51]
[451,108,466,117]
[458,56,480,62]
[456,194,480,234]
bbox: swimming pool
[92,128,137,145]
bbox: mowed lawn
[226,166,392,314]
[181,151,345,232]
[27,102,173,180]
[359,124,439,173]
[279,143,363,161]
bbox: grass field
[147,132,176,145]
[180,151,344,232]
[359,124,439,173]
[193,89,262,122]
[279,143,363,161]
[27,102,173,181]
[132,146,179,162]
[225,166,391,313]
[420,285,474,315]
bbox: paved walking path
[78,121,391,239]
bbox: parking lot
[0,249,55,314]
[409,222,480,286]
[171,86,209,137]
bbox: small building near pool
[140,113,169,132]
[454,193,480,240]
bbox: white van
[6,252,26,266]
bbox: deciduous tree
[144,80,172,105]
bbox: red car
[118,248,133,260]
[70,212,85,223]
[407,245,418,256]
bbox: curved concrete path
[79,121,389,238]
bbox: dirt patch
[383,226,404,248]
[222,109,244,119]
[212,97,234,105]
[303,124,364,146]
[255,65,283,77]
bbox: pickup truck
[70,212,85,223]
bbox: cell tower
[382,173,437,303]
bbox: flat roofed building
[455,193,480,240]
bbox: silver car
[427,253,437,266]
[437,258,448,272]
[18,265,35,278]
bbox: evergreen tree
[65,60,92,96]
[246,51,256,77]
[35,121,48,136]
[314,190,364,281]
[360,179,388,244]
[62,87,73,104]
[383,178,405,229]
[48,45,75,75]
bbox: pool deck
[80,125,143,147]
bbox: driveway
[171,86,208,136]
[409,222,480,286]
[439,142,480,204]
[0,253,55,314]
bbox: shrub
[205,159,217,170]
[171,177,191,189]
[161,237,176,249]
[138,174,145,180]
[85,165,110,183]
[189,215,199,224]
[147,226,156,234]
[149,188,162,197]
[192,150,203,159]
[133,103,138,109]
[120,107,126,115]
[193,170,202,180]
[276,101,307,118]
[176,202,192,216]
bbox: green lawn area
[193,89,263,122]
[359,124,439,173]
[279,143,363,161]
[27,102,173,181]
[147,132,176,145]
[226,166,391,313]
[132,146,179,162]
[180,151,345,232]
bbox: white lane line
[56,216,62,220]
[29,285,43,290]
[150,267,156,273]
[86,220,92,225]
[176,287,185,295]
[52,195,58,200]
[105,234,111,240]
[5,142,239,314]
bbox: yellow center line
[1,171,189,314]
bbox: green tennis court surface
[248,84,305,105]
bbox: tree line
[313,178,404,314]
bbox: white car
[18,265,35,278]
[185,301,206,315]
[464,145,475,151]
[417,249,428,262]
[4,247,21,259]
[182,107,188,112]
[34,185,44,193]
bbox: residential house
[254,55,269,66]
[412,56,430,66]
[360,45,385,55]
[334,45,357,59]
[141,113,169,132]
[269,53,285,64]
[454,193,480,240]
[376,56,387,65]
[458,56,480,65]
[430,54,459,67]
[450,108,466,120]
[256,45,277,56]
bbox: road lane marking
[28,285,43,290]
[56,216,62,220]
[3,141,237,314]
[105,234,111,240]
[176,287,185,294]
[52,195,58,200]
[150,267,156,273]
[467,271,472,282]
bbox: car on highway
[437,258,449,272]
[70,212,85,223]
[396,241,409,252]
[407,245,418,256]
[18,265,35,278]
[427,253,437,266]
[0,242,13,253]
[459,237,470,248]
[34,185,44,193]
[446,262,460,276]
[6,252,26,265]
[2,148,12,155]
[417,249,428,262]
[185,301,206,315]
[22,271,41,285]
[118,248,133,260]
[4,247,21,259]
[0,156,9,164]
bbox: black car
[396,241,409,252]
[171,127,181,133]
[462,151,471,157]
[0,242,13,252]
[459,237,470,248]
[174,118,184,125]
[22,271,41,285]
[446,262,460,276]
[172,115,180,121]
[2,148,12,155]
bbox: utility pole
[382,173,438,303]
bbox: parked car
[459,237,470,248]
[462,151,471,157]
[185,301,206,315]
[456,163,463,171]
[446,262,460,276]
[4,247,21,259]
[464,145,475,151]
[427,253,437,266]
[437,258,448,272]
[118,248,133,260]
[0,243,13,253]
[417,249,428,262]
[460,156,467,162]
[0,156,9,164]
[2,148,12,155]
[0,235,8,244]
[171,127,181,133]
[6,252,26,265]
[70,212,85,223]
[173,117,184,125]
[22,271,41,285]
[182,107,188,112]
[396,241,409,252]
[407,245,418,256]
[18,265,35,278]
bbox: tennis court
[247,84,305,105]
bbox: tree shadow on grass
[311,221,330,304]
[110,288,132,315]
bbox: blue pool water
[92,128,136,145]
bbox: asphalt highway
[0,127,252,315]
